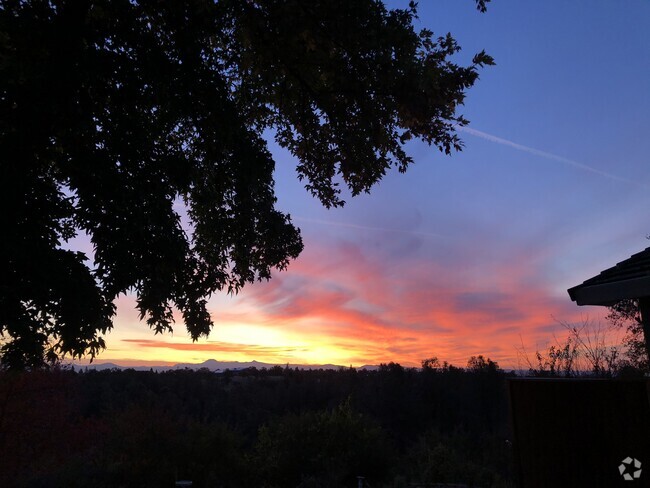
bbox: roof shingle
[568,247,650,306]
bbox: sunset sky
[87,1,650,369]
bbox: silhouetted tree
[606,299,649,371]
[421,356,441,370]
[1,361,518,486]
[521,319,629,377]
[467,355,501,374]
[0,0,493,368]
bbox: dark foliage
[0,0,493,368]
[606,299,649,371]
[0,362,514,487]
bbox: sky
[87,0,650,369]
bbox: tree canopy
[0,0,493,369]
[606,299,649,371]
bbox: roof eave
[568,276,650,306]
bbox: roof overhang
[568,275,650,306]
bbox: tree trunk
[637,297,650,372]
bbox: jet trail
[458,126,649,189]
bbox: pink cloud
[121,339,310,356]
[211,237,598,368]
[103,226,605,370]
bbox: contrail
[293,216,448,239]
[458,126,649,189]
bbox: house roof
[568,247,650,306]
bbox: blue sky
[99,1,650,368]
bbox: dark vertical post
[638,297,650,371]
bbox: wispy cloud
[458,126,649,189]
[107,225,603,368]
[122,339,309,355]
[221,240,590,367]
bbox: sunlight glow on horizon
[93,238,613,370]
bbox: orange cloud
[101,233,604,370]
[121,339,309,356]
[200,238,597,368]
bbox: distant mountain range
[72,358,379,372]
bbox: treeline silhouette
[0,359,515,487]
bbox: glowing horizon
[86,236,612,371]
